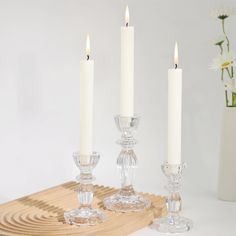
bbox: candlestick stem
[64,152,106,226]
[103,115,151,212]
[151,162,193,233]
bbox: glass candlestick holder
[103,115,151,212]
[151,162,193,233]
[64,152,106,226]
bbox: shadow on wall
[17,53,42,116]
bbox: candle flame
[125,6,129,26]
[86,34,90,60]
[174,42,178,68]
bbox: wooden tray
[0,182,166,236]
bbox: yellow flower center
[221,61,232,69]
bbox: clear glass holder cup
[64,152,106,226]
[151,162,193,233]
[103,115,151,212]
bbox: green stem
[222,19,230,52]
[232,93,236,107]
[226,67,233,78]
[221,69,224,81]
[219,44,223,54]
[232,93,234,107]
[225,90,229,107]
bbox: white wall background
[0,0,235,203]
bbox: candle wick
[175,64,178,69]
[87,55,90,60]
[126,22,129,27]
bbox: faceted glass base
[64,207,106,226]
[151,215,193,233]
[103,192,151,212]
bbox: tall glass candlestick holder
[152,162,193,233]
[64,152,106,226]
[103,115,151,212]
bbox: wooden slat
[0,182,166,236]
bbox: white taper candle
[120,6,134,117]
[167,42,182,164]
[79,35,94,158]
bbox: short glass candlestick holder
[103,115,151,212]
[151,162,193,233]
[64,152,106,226]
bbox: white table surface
[130,192,236,236]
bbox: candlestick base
[103,187,150,212]
[64,152,107,226]
[152,215,193,233]
[64,208,106,226]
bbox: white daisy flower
[210,52,236,70]
[211,6,236,19]
[214,35,225,46]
